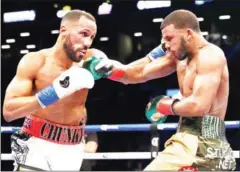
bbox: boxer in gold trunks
[82,9,236,171]
[3,10,109,171]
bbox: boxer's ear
[60,25,67,35]
[186,28,193,41]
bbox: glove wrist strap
[170,99,180,115]
[108,68,126,81]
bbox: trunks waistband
[177,115,227,141]
[21,115,85,145]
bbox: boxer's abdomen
[32,89,88,126]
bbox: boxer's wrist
[106,60,126,81]
[170,99,180,115]
[108,67,126,81]
[35,85,60,108]
[156,97,180,115]
[36,67,95,108]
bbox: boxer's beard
[63,36,83,62]
[177,37,188,61]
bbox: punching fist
[85,48,109,60]
[145,95,179,124]
[36,66,94,108]
[147,42,167,61]
[82,48,113,80]
[82,56,113,80]
[82,48,126,81]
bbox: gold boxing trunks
[144,115,236,171]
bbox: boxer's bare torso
[176,43,229,120]
[119,42,228,120]
[32,48,88,125]
[4,47,92,126]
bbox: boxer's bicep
[3,53,44,121]
[4,52,45,102]
[191,54,224,113]
[5,76,33,102]
[6,57,32,99]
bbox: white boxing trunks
[11,115,85,171]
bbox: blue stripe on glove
[36,85,60,108]
[149,46,166,60]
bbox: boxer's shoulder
[199,43,225,58]
[38,48,51,56]
[18,49,47,77]
[22,49,47,64]
[198,43,226,65]
[208,43,225,56]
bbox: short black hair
[161,9,200,32]
[61,9,96,25]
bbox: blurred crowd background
[1,0,240,170]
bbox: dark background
[1,0,240,171]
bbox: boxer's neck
[52,40,73,69]
[188,33,208,59]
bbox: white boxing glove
[36,66,94,108]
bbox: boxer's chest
[177,59,197,97]
[34,60,88,103]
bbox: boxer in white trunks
[3,9,108,171]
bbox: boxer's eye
[79,31,90,37]
[165,36,172,42]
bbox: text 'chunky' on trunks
[21,115,85,145]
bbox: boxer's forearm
[116,57,175,84]
[106,58,148,84]
[110,63,148,84]
[173,96,206,117]
[122,57,152,83]
[3,96,41,122]
[106,53,174,84]
[122,64,150,84]
[128,56,151,66]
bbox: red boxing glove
[156,96,180,115]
